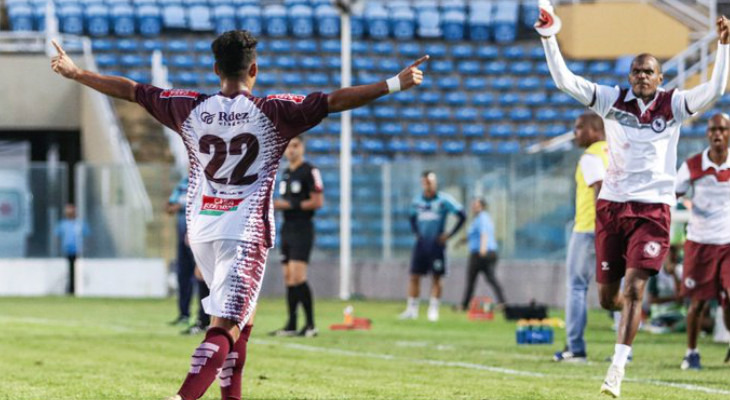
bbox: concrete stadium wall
[556,3,690,59]
[261,257,599,309]
[0,258,68,295]
[0,55,81,129]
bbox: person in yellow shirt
[554,112,608,362]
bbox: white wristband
[386,76,401,93]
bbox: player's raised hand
[50,39,80,80]
[396,55,429,91]
[717,16,730,44]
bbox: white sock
[612,344,632,368]
[429,297,440,310]
[686,348,698,356]
[407,297,419,311]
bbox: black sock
[297,282,315,328]
[285,285,298,330]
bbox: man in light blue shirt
[400,171,466,322]
[54,204,89,294]
[460,198,504,310]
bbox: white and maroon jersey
[590,87,693,206]
[135,85,329,247]
[675,148,730,244]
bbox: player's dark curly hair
[211,30,258,78]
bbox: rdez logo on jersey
[200,111,250,126]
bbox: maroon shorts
[595,200,671,284]
[682,240,730,305]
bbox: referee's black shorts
[280,220,315,264]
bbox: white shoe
[398,309,418,320]
[164,395,182,400]
[427,307,439,322]
[600,364,624,398]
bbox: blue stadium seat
[535,62,550,75]
[520,2,540,29]
[614,55,633,76]
[388,139,411,153]
[351,41,369,54]
[424,43,447,58]
[509,107,531,122]
[374,106,398,119]
[263,4,288,36]
[59,4,84,34]
[315,4,339,37]
[442,0,467,12]
[408,123,430,136]
[493,0,518,43]
[382,122,404,136]
[471,92,494,106]
[354,121,377,136]
[399,42,421,57]
[165,39,187,52]
[307,123,325,136]
[428,107,451,121]
[275,55,296,69]
[111,4,135,36]
[204,72,219,85]
[471,141,494,155]
[32,4,48,31]
[158,0,182,5]
[550,92,573,106]
[170,54,194,68]
[419,91,441,104]
[361,139,386,153]
[306,72,330,86]
[452,44,473,59]
[307,138,333,153]
[393,91,416,104]
[527,45,545,60]
[455,108,478,122]
[93,39,115,52]
[127,69,152,84]
[414,140,438,154]
[237,6,262,35]
[442,10,466,41]
[497,140,520,154]
[518,124,540,138]
[289,4,313,37]
[350,12,365,38]
[482,107,504,121]
[378,58,401,73]
[117,38,139,52]
[443,141,465,154]
[365,5,389,39]
[464,77,487,91]
[325,56,341,69]
[588,61,612,75]
[120,54,148,68]
[485,61,507,75]
[468,1,492,41]
[475,46,498,60]
[510,61,533,75]
[462,124,484,137]
[417,8,441,38]
[524,92,547,105]
[282,72,304,86]
[491,76,513,90]
[8,4,34,31]
[502,45,525,60]
[401,107,422,120]
[544,124,568,137]
[372,42,394,56]
[351,107,371,118]
[392,6,416,39]
[189,5,213,31]
[490,124,512,138]
[438,77,460,91]
[300,55,321,69]
[353,57,375,71]
[517,77,542,91]
[566,60,586,75]
[562,108,583,122]
[445,92,467,106]
[162,4,186,29]
[95,54,118,68]
[256,55,272,68]
[325,121,341,134]
[458,60,481,75]
[270,39,292,53]
[435,124,458,136]
[431,59,453,74]
[169,71,199,86]
[213,5,236,34]
[536,108,559,121]
[85,4,110,36]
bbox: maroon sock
[178,327,234,400]
[220,325,253,400]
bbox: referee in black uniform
[271,136,324,337]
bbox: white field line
[256,339,730,396]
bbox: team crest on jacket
[684,277,696,289]
[651,116,667,133]
[643,241,661,258]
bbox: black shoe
[169,315,190,326]
[297,326,318,338]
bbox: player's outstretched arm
[50,39,137,102]
[327,55,429,113]
[683,16,730,113]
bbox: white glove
[534,0,562,37]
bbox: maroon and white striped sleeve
[310,167,323,193]
[134,84,206,133]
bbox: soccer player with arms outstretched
[537,3,730,397]
[675,113,730,370]
[50,30,428,400]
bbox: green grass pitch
[0,297,728,400]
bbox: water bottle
[344,305,354,325]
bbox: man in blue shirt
[400,171,466,321]
[54,204,89,294]
[459,198,504,311]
